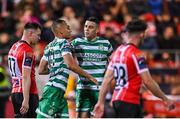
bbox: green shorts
[36,85,68,118]
[76,89,99,113]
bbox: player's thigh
[28,94,39,118]
[11,93,23,117]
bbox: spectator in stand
[83,0,108,21]
[0,32,15,55]
[61,6,81,37]
[156,26,178,61]
[40,20,55,42]
[147,0,163,16]
[20,7,39,24]
[123,14,133,25]
[168,0,180,18]
[50,0,65,19]
[102,27,121,51]
[155,14,176,34]
[0,32,17,66]
[126,0,149,16]
[139,13,158,50]
[99,11,122,35]
[108,0,128,23]
[157,26,178,50]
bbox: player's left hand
[164,99,175,111]
[93,102,104,118]
[20,99,29,114]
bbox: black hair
[86,17,99,25]
[126,18,147,33]
[51,19,66,32]
[24,22,42,31]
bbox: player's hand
[93,102,104,118]
[67,91,76,101]
[20,99,29,114]
[89,77,98,85]
[164,99,175,111]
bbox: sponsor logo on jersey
[24,57,33,67]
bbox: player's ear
[96,28,99,34]
[140,32,145,39]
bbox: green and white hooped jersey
[71,37,113,90]
[42,37,72,92]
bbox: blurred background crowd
[0,0,180,118]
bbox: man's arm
[20,67,31,114]
[97,69,114,103]
[141,71,175,110]
[38,58,49,75]
[93,69,114,118]
[63,53,98,85]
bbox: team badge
[98,44,104,51]
[48,108,54,115]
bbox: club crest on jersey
[48,108,54,115]
[98,44,104,51]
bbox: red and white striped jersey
[8,40,38,94]
[108,43,148,104]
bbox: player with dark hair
[93,18,175,118]
[8,22,42,118]
[71,17,113,118]
[36,19,97,118]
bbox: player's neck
[126,37,139,47]
[21,35,32,46]
[55,34,65,39]
[86,36,97,41]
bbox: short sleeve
[71,38,78,47]
[61,41,72,56]
[132,51,148,74]
[41,45,49,61]
[23,51,34,69]
[107,42,113,57]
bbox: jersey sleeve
[22,51,34,69]
[132,51,149,74]
[107,42,113,57]
[71,38,77,47]
[61,40,72,56]
[41,45,49,61]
